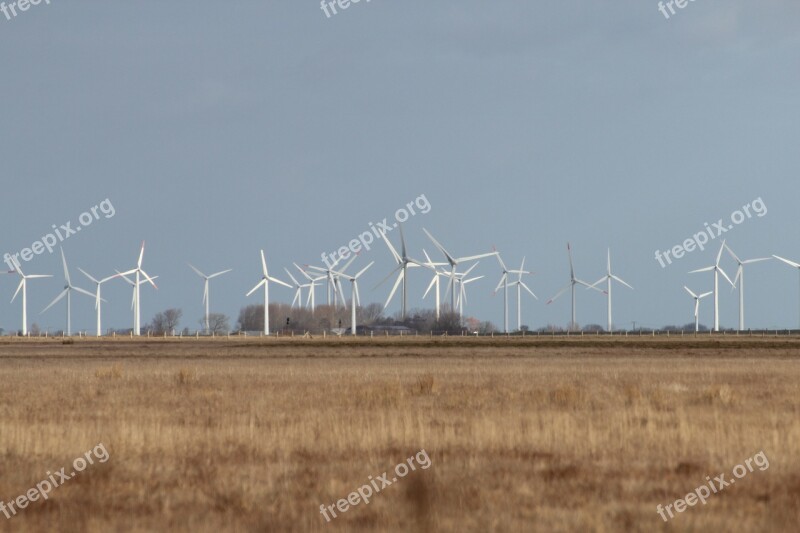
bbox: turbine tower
[188,264,233,333]
[294,263,325,315]
[546,243,602,331]
[689,240,733,332]
[493,251,531,333]
[507,257,537,331]
[116,242,158,336]
[246,250,291,335]
[772,255,800,329]
[684,286,712,333]
[8,257,52,336]
[588,249,633,332]
[285,268,311,309]
[423,228,496,315]
[42,248,94,336]
[724,243,769,331]
[420,250,448,320]
[376,225,421,320]
[331,261,374,335]
[78,268,116,337]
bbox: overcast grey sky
[1,1,799,333]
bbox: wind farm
[3,3,800,532]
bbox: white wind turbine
[454,272,484,318]
[8,258,52,336]
[423,228,497,315]
[684,286,713,333]
[440,262,483,318]
[420,249,448,320]
[309,255,357,309]
[116,242,158,336]
[284,268,311,309]
[188,264,233,333]
[331,261,374,335]
[689,240,733,332]
[246,250,291,335]
[116,272,161,331]
[724,243,770,331]
[588,249,633,333]
[546,243,602,330]
[77,268,116,337]
[772,254,800,329]
[493,251,531,333]
[294,263,325,315]
[376,225,422,320]
[507,257,537,331]
[41,248,95,336]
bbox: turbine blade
[42,289,68,314]
[684,286,698,299]
[773,255,800,269]
[11,279,23,303]
[611,275,633,290]
[61,248,71,285]
[188,263,206,278]
[137,241,145,269]
[547,284,571,305]
[520,281,537,299]
[260,250,268,276]
[78,268,99,285]
[384,271,404,309]
[689,266,715,274]
[73,287,95,299]
[246,279,266,297]
[422,228,456,265]
[355,261,374,279]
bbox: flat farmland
[0,336,798,532]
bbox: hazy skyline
[1,1,799,333]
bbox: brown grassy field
[0,336,799,532]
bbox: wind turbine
[116,242,158,336]
[772,255,800,329]
[493,251,531,333]
[546,243,602,331]
[78,268,116,337]
[453,271,484,318]
[284,268,311,309]
[331,261,374,335]
[439,262,484,318]
[8,258,52,336]
[423,228,497,315]
[420,250,448,320]
[294,263,325,315]
[684,286,713,333]
[507,257,537,331]
[188,264,233,333]
[41,248,95,336]
[246,250,291,335]
[689,240,733,332]
[724,244,769,331]
[308,254,357,309]
[588,249,633,332]
[376,225,421,320]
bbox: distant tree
[206,313,230,335]
[361,303,383,324]
[150,308,182,335]
[582,324,604,333]
[479,321,497,334]
[30,323,41,336]
[237,304,263,332]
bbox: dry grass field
[0,336,799,532]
